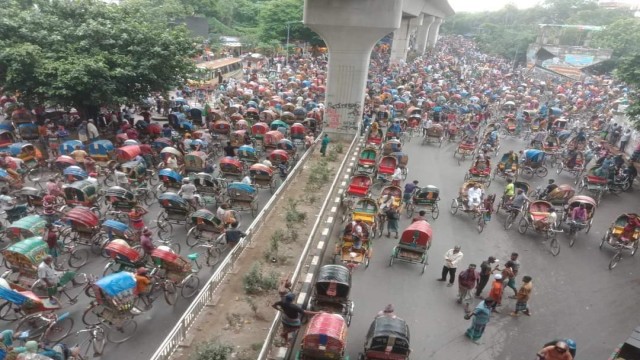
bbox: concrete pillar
[415,15,434,54]
[427,17,443,48]
[390,17,420,64]
[304,0,402,138]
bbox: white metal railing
[257,130,361,360]
[149,138,322,360]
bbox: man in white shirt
[114,166,129,188]
[467,184,482,211]
[38,255,77,301]
[241,175,253,185]
[438,246,464,286]
[391,167,403,186]
[87,119,100,140]
[178,178,199,209]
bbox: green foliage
[615,54,640,130]
[191,341,233,360]
[242,263,278,294]
[285,199,307,224]
[306,159,332,191]
[244,296,258,315]
[0,0,196,114]
[592,18,640,59]
[442,0,632,64]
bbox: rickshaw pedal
[187,253,199,261]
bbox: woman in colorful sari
[464,298,495,344]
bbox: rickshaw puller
[37,255,77,304]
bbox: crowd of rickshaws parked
[0,77,327,356]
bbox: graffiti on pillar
[326,107,340,129]
[327,102,361,131]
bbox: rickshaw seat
[353,213,375,223]
[586,175,607,184]
[347,185,368,197]
[187,253,199,261]
[21,291,60,310]
[530,212,549,221]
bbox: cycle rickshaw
[59,140,84,156]
[264,130,285,152]
[356,146,378,176]
[88,140,116,165]
[450,181,494,233]
[340,175,373,222]
[184,151,208,175]
[561,195,596,247]
[464,158,492,186]
[59,206,101,256]
[157,192,192,231]
[237,145,260,165]
[251,122,269,149]
[276,138,297,161]
[185,209,226,247]
[366,128,384,149]
[296,313,349,360]
[0,279,66,322]
[601,213,640,269]
[517,200,561,256]
[493,152,519,181]
[375,156,396,188]
[389,220,432,274]
[358,316,411,360]
[63,180,101,214]
[5,215,47,243]
[219,157,245,181]
[104,186,138,211]
[423,124,444,147]
[454,136,477,165]
[157,168,183,192]
[63,166,88,183]
[520,149,548,178]
[101,239,146,276]
[405,185,440,220]
[227,182,259,217]
[556,150,585,183]
[308,264,354,326]
[268,149,291,167]
[249,163,279,194]
[333,221,372,270]
[150,247,200,299]
[2,237,49,292]
[193,172,226,203]
[81,271,142,343]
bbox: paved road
[3,147,286,359]
[319,132,640,360]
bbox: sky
[448,0,542,13]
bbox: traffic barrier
[257,129,363,360]
[150,137,323,360]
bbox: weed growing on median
[191,341,233,360]
[242,263,278,294]
[306,159,332,191]
[263,232,280,263]
[285,199,307,224]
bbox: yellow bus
[193,57,243,87]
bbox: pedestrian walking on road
[438,245,463,286]
[272,293,319,346]
[475,256,499,298]
[385,206,400,238]
[620,129,632,152]
[487,274,504,313]
[320,133,330,156]
[464,298,495,344]
[505,252,520,298]
[457,264,479,314]
[511,276,533,317]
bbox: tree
[592,18,640,58]
[0,0,197,118]
[256,0,322,45]
[615,54,640,129]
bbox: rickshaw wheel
[60,228,76,246]
[102,261,116,277]
[549,238,560,256]
[358,353,365,360]
[556,165,563,175]
[269,179,276,194]
[16,313,50,340]
[517,218,528,234]
[632,241,639,256]
[163,281,178,305]
[44,316,74,343]
[27,167,43,183]
[364,256,370,268]
[536,166,548,178]
[30,279,48,297]
[388,255,394,267]
[609,252,622,270]
[521,168,533,179]
[421,260,427,274]
[477,218,485,234]
[251,200,259,217]
[186,227,203,247]
[585,220,592,234]
[432,205,440,220]
[600,231,609,249]
[180,275,200,298]
[68,248,89,268]
[449,199,458,215]
[206,247,222,267]
[405,203,414,218]
[0,301,22,321]
[106,319,138,344]
[568,231,576,248]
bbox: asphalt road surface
[319,132,640,360]
[3,154,285,359]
